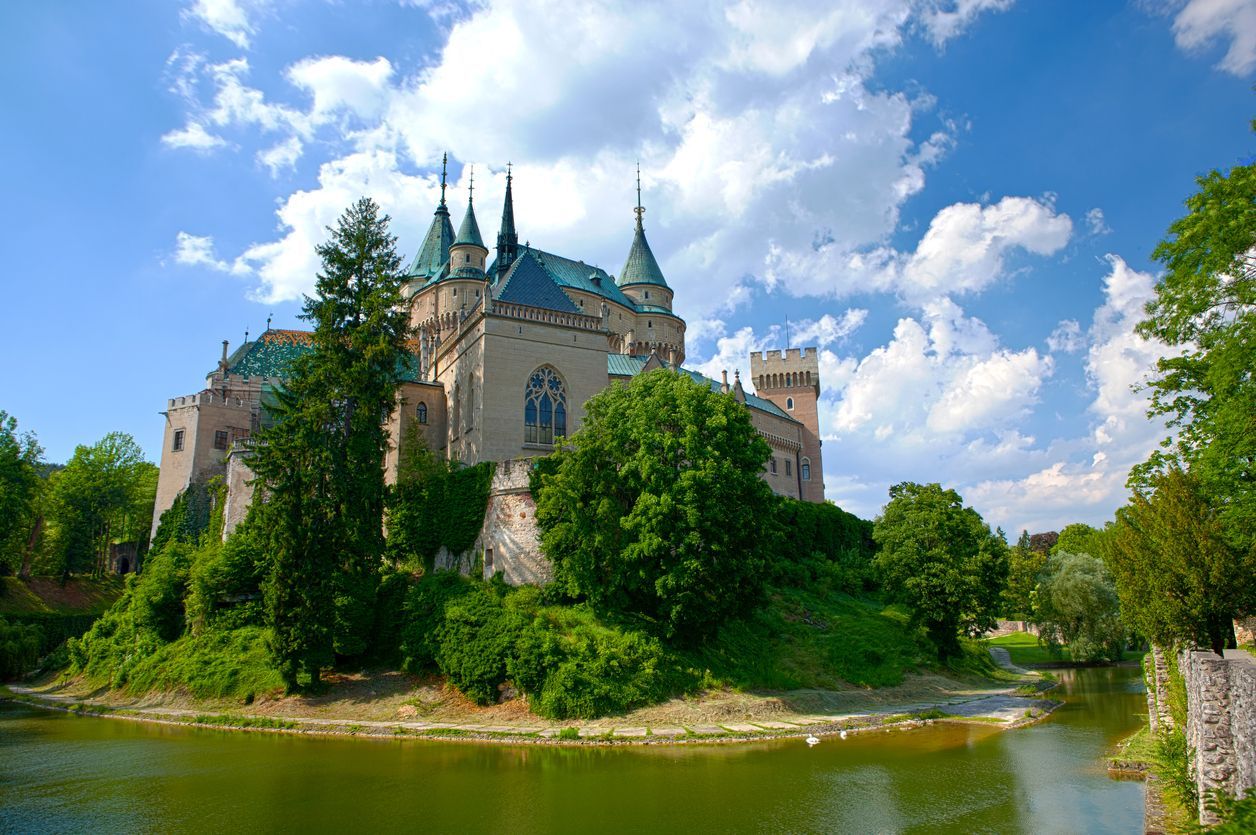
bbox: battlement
[749,347,817,363]
[166,390,256,411]
[750,346,819,391]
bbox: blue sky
[2,0,1252,532]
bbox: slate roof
[494,251,582,314]
[219,329,420,383]
[522,246,637,309]
[618,222,669,289]
[604,354,796,422]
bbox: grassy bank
[0,576,124,655]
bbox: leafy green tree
[1051,522,1101,557]
[534,369,778,642]
[1105,468,1255,655]
[0,411,44,575]
[250,197,410,688]
[1003,529,1046,618]
[1033,551,1125,662]
[872,482,1009,659]
[47,432,154,579]
[1135,138,1255,551]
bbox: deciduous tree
[872,482,1008,659]
[534,370,778,642]
[1033,551,1124,662]
[0,411,43,575]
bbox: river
[0,666,1146,834]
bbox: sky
[1,0,1252,533]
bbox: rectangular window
[213,430,229,450]
[172,429,185,452]
[770,457,777,474]
[785,460,792,477]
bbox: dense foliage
[249,197,410,687]
[386,436,493,570]
[535,370,778,642]
[1002,530,1045,619]
[1105,468,1254,655]
[0,616,41,680]
[873,482,1008,659]
[1050,523,1101,558]
[1135,141,1256,554]
[1032,551,1124,662]
[772,497,875,590]
[0,412,44,576]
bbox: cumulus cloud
[161,0,1017,305]
[172,231,247,275]
[1086,207,1111,235]
[689,310,865,384]
[162,122,227,151]
[1170,0,1256,76]
[920,0,1016,46]
[1047,319,1084,353]
[182,0,261,49]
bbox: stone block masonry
[474,459,551,585]
[1179,648,1256,824]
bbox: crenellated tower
[750,347,825,502]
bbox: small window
[172,429,185,452]
[648,320,653,328]
[417,402,428,424]
[785,460,792,477]
[801,458,811,481]
[770,458,777,475]
[453,288,458,296]
[465,254,470,263]
[645,290,650,299]
[786,397,794,410]
[213,430,229,450]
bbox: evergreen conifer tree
[251,197,410,688]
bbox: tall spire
[617,164,669,290]
[494,162,519,281]
[404,151,456,280]
[454,165,484,249]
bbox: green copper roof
[221,329,420,383]
[406,206,454,280]
[495,252,582,314]
[604,354,796,422]
[454,200,484,248]
[617,221,669,289]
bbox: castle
[152,160,825,579]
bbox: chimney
[721,370,729,394]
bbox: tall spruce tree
[252,197,410,688]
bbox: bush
[772,497,875,591]
[433,584,526,705]
[386,443,494,570]
[122,625,284,701]
[399,571,477,672]
[0,616,41,680]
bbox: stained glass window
[525,366,566,445]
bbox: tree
[1033,551,1125,662]
[1003,529,1045,619]
[534,369,778,642]
[1135,140,1256,551]
[872,482,1008,659]
[1051,522,1101,557]
[0,411,43,575]
[250,197,410,688]
[46,432,154,579]
[1105,468,1255,655]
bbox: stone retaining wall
[1177,648,1256,824]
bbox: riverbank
[4,663,1060,745]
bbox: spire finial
[468,164,474,206]
[266,313,272,331]
[634,161,644,231]
[439,152,448,207]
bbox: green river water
[1,666,1146,834]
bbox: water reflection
[0,667,1146,834]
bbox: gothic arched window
[416,402,428,424]
[524,366,567,445]
[786,397,794,410]
[801,457,811,481]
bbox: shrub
[773,498,875,591]
[399,571,477,672]
[0,616,41,680]
[433,585,526,705]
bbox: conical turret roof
[455,200,484,249]
[406,153,455,280]
[617,167,669,289]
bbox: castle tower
[616,163,673,312]
[449,167,487,280]
[749,347,825,503]
[492,162,519,282]
[404,153,455,283]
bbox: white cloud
[789,310,868,348]
[1086,207,1111,235]
[162,0,1013,305]
[182,0,260,49]
[161,122,227,151]
[1171,0,1256,76]
[919,0,1016,46]
[1047,319,1084,353]
[257,136,303,176]
[898,196,1073,300]
[172,231,248,276]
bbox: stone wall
[1178,648,1256,823]
[221,449,256,540]
[475,458,551,586]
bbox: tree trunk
[19,515,42,578]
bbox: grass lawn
[0,576,124,616]
[985,631,1072,666]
